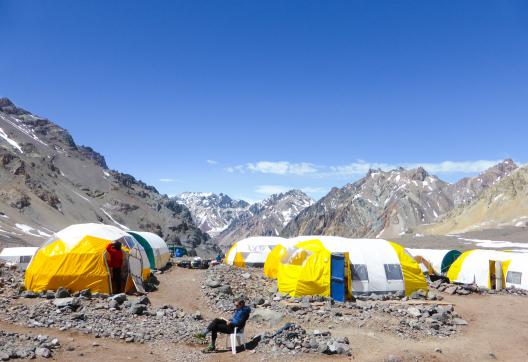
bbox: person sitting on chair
[195,297,251,352]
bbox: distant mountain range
[0,98,215,256]
[282,160,517,239]
[421,163,528,235]
[176,190,313,249]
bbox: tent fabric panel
[25,236,111,293]
[128,232,156,270]
[264,245,286,279]
[441,250,462,274]
[388,242,428,296]
[277,240,331,297]
[233,252,246,268]
[447,250,474,283]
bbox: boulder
[137,296,150,305]
[407,307,422,318]
[130,304,147,315]
[55,287,71,298]
[206,279,221,288]
[53,297,80,309]
[249,308,284,327]
[109,293,127,305]
[444,286,458,295]
[35,347,51,358]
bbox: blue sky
[1,1,527,202]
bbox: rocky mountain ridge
[282,160,517,239]
[0,98,214,256]
[176,189,314,249]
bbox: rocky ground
[4,259,528,361]
[201,265,469,358]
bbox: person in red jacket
[106,241,125,293]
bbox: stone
[108,299,120,309]
[0,352,9,361]
[456,288,471,295]
[35,347,51,358]
[218,285,233,295]
[53,297,80,309]
[20,291,38,298]
[193,311,202,320]
[109,293,127,304]
[241,273,251,279]
[206,279,221,288]
[250,308,285,327]
[444,286,458,295]
[453,318,468,325]
[137,296,150,305]
[409,289,427,300]
[130,304,147,315]
[55,287,71,298]
[431,279,443,289]
[407,307,422,318]
[80,289,92,298]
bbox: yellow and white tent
[446,249,514,289]
[25,223,150,294]
[268,236,428,297]
[225,236,286,268]
[406,248,462,276]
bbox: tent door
[331,253,350,302]
[489,260,503,291]
[128,248,146,293]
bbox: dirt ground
[6,266,528,361]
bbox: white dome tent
[0,247,38,271]
[225,236,286,267]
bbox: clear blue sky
[1,1,527,202]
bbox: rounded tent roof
[225,236,287,267]
[52,223,131,249]
[130,231,169,250]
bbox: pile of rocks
[203,265,463,339]
[1,292,206,345]
[256,323,352,356]
[0,262,24,298]
[429,279,528,296]
[202,264,277,311]
[0,331,60,360]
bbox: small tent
[25,223,149,294]
[270,236,428,297]
[0,247,38,270]
[407,248,461,276]
[447,249,514,289]
[225,236,286,268]
[128,231,170,270]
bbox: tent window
[20,255,32,263]
[384,264,403,280]
[351,264,369,281]
[506,271,522,285]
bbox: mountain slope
[214,190,313,248]
[175,192,249,237]
[282,161,516,239]
[422,164,528,235]
[0,98,214,256]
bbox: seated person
[195,297,251,352]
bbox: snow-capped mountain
[214,189,314,248]
[0,98,214,256]
[175,192,250,237]
[282,160,516,239]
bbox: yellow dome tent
[267,236,428,298]
[25,223,149,294]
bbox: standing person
[106,241,124,294]
[195,298,251,352]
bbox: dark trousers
[207,318,235,346]
[112,267,122,293]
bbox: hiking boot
[202,344,215,353]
